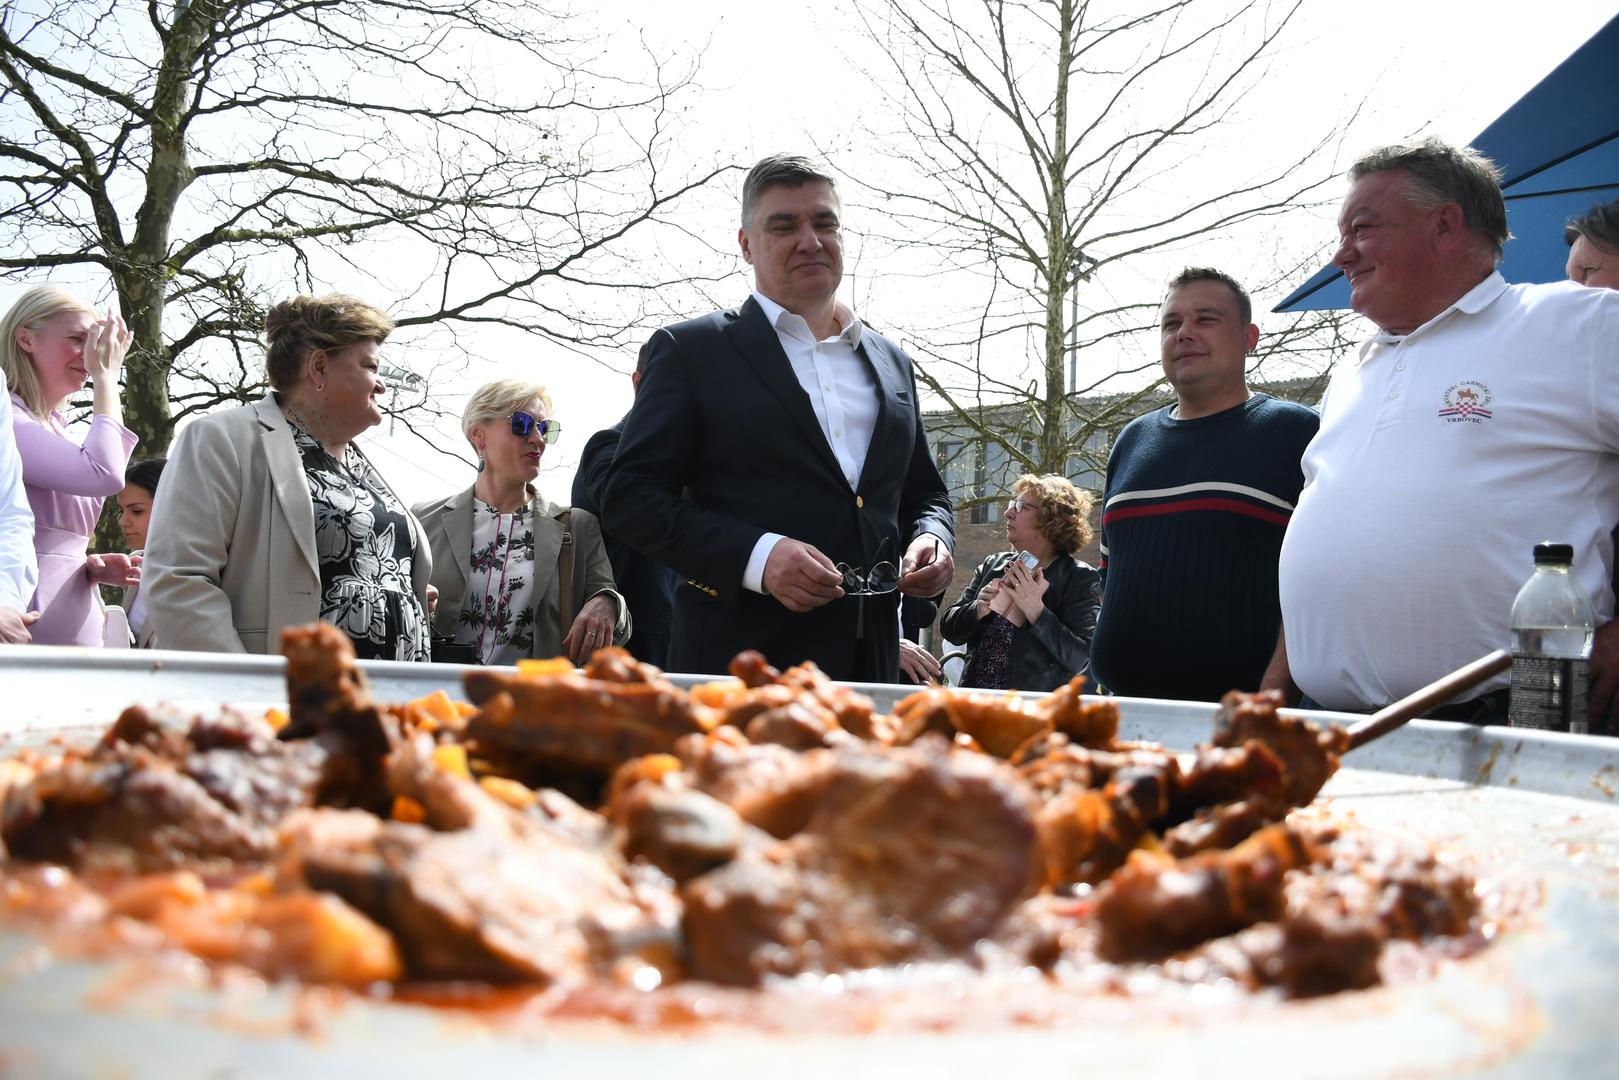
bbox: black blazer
[941,551,1102,693]
[572,414,677,668]
[601,297,954,681]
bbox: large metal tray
[1,645,1617,1078]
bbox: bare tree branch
[0,0,734,462]
[838,0,1357,503]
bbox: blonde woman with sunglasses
[414,378,628,665]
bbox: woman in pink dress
[0,286,139,646]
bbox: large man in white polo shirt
[1267,139,1619,729]
[603,154,955,681]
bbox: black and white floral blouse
[453,499,538,665]
[287,420,430,662]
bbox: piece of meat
[1211,691,1350,809]
[1212,911,1384,1001]
[618,783,749,882]
[183,735,333,829]
[674,727,832,840]
[279,623,396,759]
[1169,743,1286,821]
[2,750,273,873]
[743,700,843,750]
[583,646,668,686]
[280,766,682,985]
[1033,757,1175,887]
[1015,736,1100,794]
[187,709,282,752]
[101,704,192,758]
[1271,907,1384,997]
[891,687,1051,759]
[1017,741,1179,803]
[892,679,1116,761]
[1041,675,1119,749]
[3,697,358,875]
[463,668,720,780]
[681,740,1041,984]
[1321,830,1480,940]
[1036,788,1131,888]
[888,686,957,745]
[98,703,340,829]
[1094,823,1320,962]
[714,682,801,729]
[1163,798,1278,857]
[729,650,779,689]
[729,650,881,741]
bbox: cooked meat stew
[0,623,1489,1015]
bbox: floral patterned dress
[453,500,538,665]
[962,615,1016,690]
[287,420,430,662]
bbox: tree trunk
[1039,0,1076,478]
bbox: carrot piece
[479,775,538,810]
[432,743,471,779]
[391,795,427,823]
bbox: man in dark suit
[572,340,677,668]
[601,153,955,681]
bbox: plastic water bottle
[1508,542,1594,734]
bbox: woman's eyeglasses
[1005,498,1037,516]
[510,411,561,444]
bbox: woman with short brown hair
[941,473,1101,691]
[145,293,432,657]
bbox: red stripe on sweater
[1103,497,1291,527]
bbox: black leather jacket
[941,551,1102,693]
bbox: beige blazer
[413,485,629,660]
[118,578,157,649]
[144,395,432,654]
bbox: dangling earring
[475,452,485,474]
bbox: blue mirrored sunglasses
[510,411,561,444]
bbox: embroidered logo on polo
[1438,381,1493,423]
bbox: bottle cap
[1532,542,1574,565]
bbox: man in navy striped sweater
[1088,268,1319,701]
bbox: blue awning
[1274,15,1619,312]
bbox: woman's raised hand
[85,306,133,377]
[974,577,1002,620]
[1003,561,1049,623]
[84,306,133,416]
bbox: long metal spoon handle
[1346,649,1513,751]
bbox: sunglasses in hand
[510,410,561,444]
[836,538,899,597]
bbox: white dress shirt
[0,370,39,612]
[743,291,881,593]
